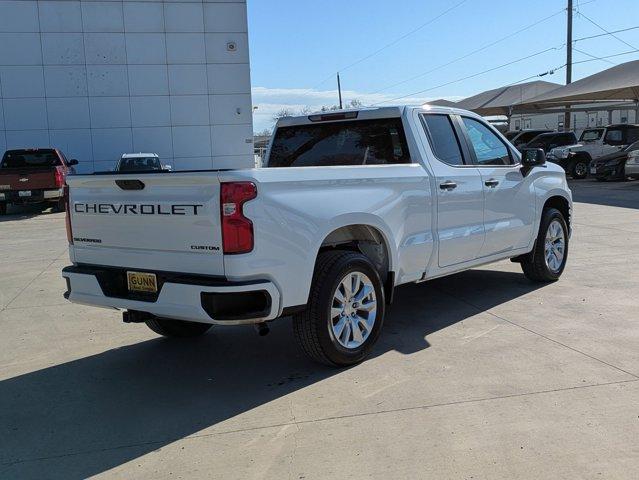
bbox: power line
[369,7,567,95]
[577,12,638,50]
[371,48,639,106]
[372,46,563,105]
[574,25,639,43]
[302,0,468,94]
[573,46,617,65]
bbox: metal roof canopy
[455,80,562,116]
[514,60,639,111]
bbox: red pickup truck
[0,148,78,215]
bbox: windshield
[0,150,61,169]
[580,129,603,142]
[524,135,552,148]
[624,140,639,152]
[118,157,162,172]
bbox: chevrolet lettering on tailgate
[74,203,203,215]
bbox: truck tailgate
[0,167,57,190]
[67,172,225,276]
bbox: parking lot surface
[1,180,638,479]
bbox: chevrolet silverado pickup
[62,106,572,366]
[0,148,78,215]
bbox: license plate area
[127,271,158,293]
[18,190,32,197]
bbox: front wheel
[570,159,589,179]
[145,318,212,337]
[293,250,385,367]
[521,208,569,282]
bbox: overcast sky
[247,0,639,131]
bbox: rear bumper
[62,264,281,325]
[626,163,639,176]
[0,188,63,203]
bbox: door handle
[484,179,499,188]
[439,180,457,191]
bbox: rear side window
[604,128,624,145]
[267,118,410,168]
[421,114,465,166]
[1,150,61,169]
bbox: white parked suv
[62,106,572,366]
[547,124,639,179]
[115,153,171,172]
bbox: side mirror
[68,159,79,166]
[521,148,546,168]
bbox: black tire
[293,250,385,367]
[145,318,212,337]
[53,198,65,212]
[0,203,6,215]
[521,207,569,282]
[570,158,589,179]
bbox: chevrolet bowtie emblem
[19,178,28,182]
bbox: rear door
[67,172,225,276]
[458,116,534,257]
[418,112,485,267]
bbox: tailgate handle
[115,179,145,190]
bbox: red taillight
[64,184,73,244]
[54,168,64,188]
[220,182,257,254]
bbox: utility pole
[564,0,573,131]
[337,72,343,109]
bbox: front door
[418,112,485,268]
[458,116,535,257]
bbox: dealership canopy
[454,80,561,116]
[515,60,639,110]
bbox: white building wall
[0,0,253,173]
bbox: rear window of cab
[267,118,410,168]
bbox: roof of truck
[275,104,481,127]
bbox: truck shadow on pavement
[0,269,544,479]
[0,204,59,222]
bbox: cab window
[604,128,624,145]
[421,114,465,166]
[461,117,513,166]
[268,118,410,167]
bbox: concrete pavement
[1,180,638,479]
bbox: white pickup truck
[62,106,572,366]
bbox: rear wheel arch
[317,224,394,299]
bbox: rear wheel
[293,250,385,367]
[53,198,65,212]
[521,207,569,282]
[145,318,212,337]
